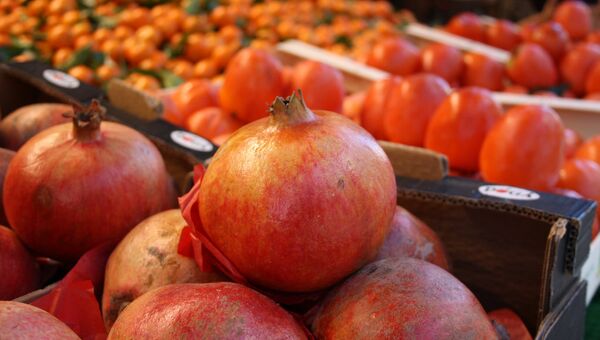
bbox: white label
[170,130,214,152]
[478,185,540,201]
[42,69,80,89]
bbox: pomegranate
[107,283,307,339]
[0,301,79,339]
[488,309,533,340]
[0,226,40,299]
[198,91,396,292]
[311,258,497,339]
[375,206,450,271]
[4,100,177,262]
[0,148,15,226]
[102,209,225,330]
[0,103,71,150]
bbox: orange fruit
[96,64,121,83]
[425,87,502,172]
[119,7,151,29]
[575,136,600,165]
[507,43,558,89]
[553,1,592,40]
[52,48,72,67]
[74,35,98,51]
[72,22,92,39]
[446,12,486,42]
[136,25,163,46]
[193,59,219,79]
[168,59,195,80]
[61,10,80,25]
[102,39,124,61]
[211,42,240,69]
[365,37,420,76]
[47,24,74,49]
[93,28,113,45]
[124,41,154,65]
[220,25,243,43]
[480,105,565,191]
[113,25,134,41]
[132,75,161,92]
[68,65,95,84]
[384,74,451,146]
[184,33,210,62]
[154,19,179,39]
[47,0,76,15]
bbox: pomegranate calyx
[269,90,316,126]
[65,99,105,142]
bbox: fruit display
[0,1,599,339]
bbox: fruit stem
[269,90,316,125]
[65,99,105,142]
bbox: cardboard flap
[378,141,448,180]
[535,281,586,340]
[106,79,162,121]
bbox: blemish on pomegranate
[337,178,345,189]
[147,246,166,265]
[35,186,52,209]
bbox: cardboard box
[3,60,596,339]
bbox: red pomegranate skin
[0,301,80,339]
[0,103,72,150]
[375,206,450,271]
[107,283,307,339]
[102,209,225,330]
[0,148,15,226]
[4,121,177,262]
[198,95,397,293]
[311,258,497,339]
[488,308,532,340]
[0,226,40,299]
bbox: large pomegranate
[311,258,497,339]
[107,283,307,339]
[0,103,72,150]
[102,209,225,330]
[4,100,177,262]
[198,91,396,292]
[0,301,79,339]
[0,226,40,299]
[0,148,15,226]
[375,206,450,271]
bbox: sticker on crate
[170,130,214,152]
[478,185,540,201]
[42,70,80,89]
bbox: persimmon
[219,48,285,122]
[480,105,564,191]
[172,79,218,119]
[585,61,600,94]
[507,43,557,89]
[446,12,486,42]
[184,34,210,63]
[462,53,505,91]
[384,74,450,146]
[361,76,402,140]
[560,42,600,95]
[185,107,242,140]
[425,87,502,172]
[553,1,592,41]
[342,91,366,125]
[420,44,464,84]
[290,60,344,113]
[193,59,219,79]
[585,92,600,101]
[525,22,570,62]
[587,31,600,45]
[564,128,583,160]
[575,136,600,165]
[558,159,600,211]
[486,19,521,51]
[365,37,420,76]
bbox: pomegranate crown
[269,90,316,125]
[64,99,106,141]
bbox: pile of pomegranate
[0,93,533,339]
